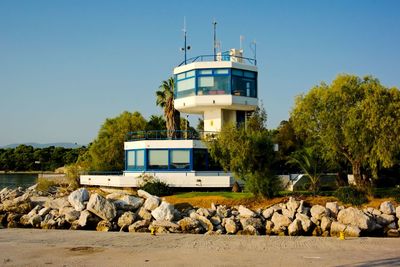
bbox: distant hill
[0,143,85,149]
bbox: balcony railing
[178,53,257,67]
[126,130,218,141]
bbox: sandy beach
[0,229,399,266]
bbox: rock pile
[0,186,399,237]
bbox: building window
[193,149,207,171]
[170,150,190,169]
[136,150,145,169]
[231,69,257,97]
[127,151,135,169]
[148,150,169,170]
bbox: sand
[0,229,399,266]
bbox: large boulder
[238,205,256,218]
[396,206,400,219]
[45,197,70,211]
[150,220,180,233]
[137,189,153,199]
[178,217,203,234]
[321,216,332,232]
[282,208,295,220]
[310,205,329,221]
[96,220,113,232]
[143,196,160,211]
[224,218,238,234]
[240,225,259,235]
[380,201,395,215]
[265,221,274,235]
[286,197,300,212]
[191,213,214,232]
[117,211,136,228]
[137,207,152,221]
[262,207,275,220]
[288,219,302,236]
[68,188,89,211]
[87,193,116,221]
[295,213,312,233]
[240,217,264,233]
[337,207,375,231]
[330,221,346,237]
[345,225,361,237]
[376,214,395,226]
[128,220,150,232]
[106,193,144,211]
[151,202,175,221]
[271,213,292,229]
[326,202,339,217]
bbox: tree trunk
[351,160,371,189]
[336,167,349,187]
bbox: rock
[38,207,52,217]
[216,205,230,218]
[396,206,400,219]
[143,196,160,211]
[326,202,339,217]
[191,213,214,232]
[196,208,212,218]
[238,205,256,218]
[380,201,395,215]
[150,220,180,233]
[178,217,203,234]
[210,215,222,226]
[117,211,136,228]
[45,197,70,211]
[2,199,32,214]
[330,221,346,237]
[64,209,81,223]
[19,214,31,226]
[151,202,175,221]
[386,222,397,230]
[224,218,238,234]
[282,208,295,220]
[29,214,42,227]
[128,220,150,232]
[262,207,274,220]
[271,212,292,230]
[297,200,308,215]
[106,193,144,211]
[137,189,153,199]
[27,205,41,217]
[310,205,329,221]
[265,221,274,235]
[87,193,116,221]
[312,226,322,236]
[345,225,361,237]
[240,217,264,232]
[68,188,89,211]
[210,203,217,211]
[387,229,400,237]
[321,216,332,232]
[296,213,312,233]
[288,219,302,236]
[78,210,91,227]
[286,197,300,212]
[240,225,259,235]
[137,207,152,221]
[337,207,375,231]
[96,220,113,232]
[376,214,395,226]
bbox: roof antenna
[213,19,217,61]
[181,17,191,64]
[240,35,244,50]
[250,40,257,65]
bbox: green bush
[391,186,400,202]
[334,186,368,206]
[140,179,173,196]
[245,171,282,198]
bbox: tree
[291,74,400,189]
[156,77,181,138]
[145,115,166,131]
[87,111,147,171]
[206,106,281,198]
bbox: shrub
[245,171,282,198]
[65,164,81,190]
[36,177,57,192]
[391,186,400,202]
[139,176,172,196]
[334,186,368,206]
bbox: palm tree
[156,77,181,138]
[287,147,322,195]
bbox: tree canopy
[290,74,400,188]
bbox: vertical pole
[213,20,217,61]
[183,17,187,64]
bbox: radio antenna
[250,40,257,65]
[181,17,191,64]
[213,19,217,61]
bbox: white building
[80,49,258,188]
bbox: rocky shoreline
[0,186,399,238]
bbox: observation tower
[81,44,258,188]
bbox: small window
[148,150,169,169]
[177,73,185,80]
[136,150,145,169]
[232,69,243,76]
[170,150,190,169]
[127,151,135,169]
[186,70,195,77]
[214,69,229,75]
[198,76,214,87]
[244,71,256,78]
[199,69,212,75]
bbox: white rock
[286,197,300,212]
[191,213,214,232]
[288,219,302,236]
[240,217,263,232]
[137,207,152,221]
[106,193,144,211]
[345,225,361,237]
[262,207,274,220]
[376,214,395,225]
[321,216,332,232]
[224,218,238,234]
[68,188,89,211]
[27,205,41,217]
[282,208,295,220]
[144,196,160,211]
[238,205,256,218]
[129,220,150,232]
[326,202,339,217]
[296,213,312,232]
[87,193,116,221]
[38,207,52,217]
[137,190,153,199]
[395,206,400,219]
[151,201,174,221]
[117,211,136,228]
[271,212,292,230]
[380,201,395,215]
[330,221,346,237]
[310,205,329,220]
[337,207,375,231]
[78,210,92,227]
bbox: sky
[1,0,399,146]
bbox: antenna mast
[250,40,257,65]
[181,17,191,64]
[213,19,217,61]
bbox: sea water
[0,173,38,189]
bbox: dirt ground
[0,229,399,267]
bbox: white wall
[203,109,222,132]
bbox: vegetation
[0,145,87,172]
[156,77,181,138]
[291,74,400,189]
[36,176,57,192]
[139,178,173,197]
[207,106,282,198]
[334,186,368,206]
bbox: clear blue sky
[1,0,399,146]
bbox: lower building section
[80,171,237,188]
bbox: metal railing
[126,130,218,141]
[178,53,257,66]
